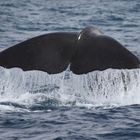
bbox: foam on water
[0,66,140,111]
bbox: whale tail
[0,27,139,74]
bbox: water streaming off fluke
[0,66,140,111]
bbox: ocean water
[0,0,140,140]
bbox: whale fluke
[70,27,140,74]
[0,32,78,74]
[0,27,139,74]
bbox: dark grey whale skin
[70,27,140,74]
[0,32,78,74]
[0,27,139,74]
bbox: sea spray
[0,66,140,111]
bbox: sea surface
[0,0,140,140]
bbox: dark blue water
[0,0,140,139]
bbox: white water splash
[0,66,140,111]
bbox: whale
[0,27,139,74]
